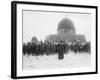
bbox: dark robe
[57,44,65,60]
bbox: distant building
[31,36,38,43]
[45,18,86,44]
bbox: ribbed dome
[57,18,75,30]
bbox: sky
[23,10,91,43]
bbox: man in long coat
[57,41,65,60]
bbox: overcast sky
[23,10,91,43]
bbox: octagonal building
[45,18,86,44]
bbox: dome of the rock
[44,18,86,44]
[57,18,75,30]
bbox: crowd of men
[23,41,91,58]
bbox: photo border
[11,1,98,79]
